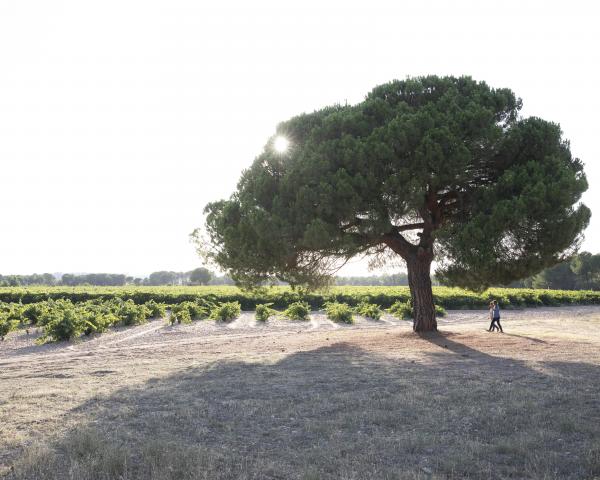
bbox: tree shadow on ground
[497,332,547,344]
[7,334,600,480]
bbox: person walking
[488,300,503,333]
[487,301,497,331]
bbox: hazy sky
[1,0,598,277]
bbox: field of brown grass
[1,307,599,479]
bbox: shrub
[38,299,76,326]
[41,308,88,342]
[84,311,118,335]
[210,301,241,322]
[22,302,49,325]
[255,303,276,322]
[101,298,126,315]
[388,301,413,319]
[169,307,192,325]
[389,301,447,319]
[1,303,24,326]
[145,300,167,318]
[0,314,11,340]
[118,300,151,326]
[185,301,211,320]
[283,301,310,321]
[324,302,354,324]
[354,302,382,320]
[170,301,210,323]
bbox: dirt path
[1,306,600,479]
[2,306,599,367]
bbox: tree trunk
[407,255,437,332]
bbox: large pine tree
[198,76,590,331]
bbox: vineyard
[2,285,600,308]
[1,286,599,344]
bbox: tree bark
[382,215,437,332]
[407,254,437,332]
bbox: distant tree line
[61,273,129,286]
[335,273,407,286]
[0,268,234,287]
[2,252,599,289]
[0,273,58,287]
[510,252,600,290]
[334,273,441,286]
[143,269,234,286]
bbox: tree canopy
[199,76,590,330]
[189,267,213,285]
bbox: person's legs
[488,319,495,331]
[496,318,503,333]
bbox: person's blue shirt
[493,305,500,319]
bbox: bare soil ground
[1,307,599,479]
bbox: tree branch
[340,218,363,231]
[394,222,426,232]
[382,230,416,259]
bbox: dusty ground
[1,307,599,479]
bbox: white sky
[1,0,598,277]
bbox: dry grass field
[1,307,599,479]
